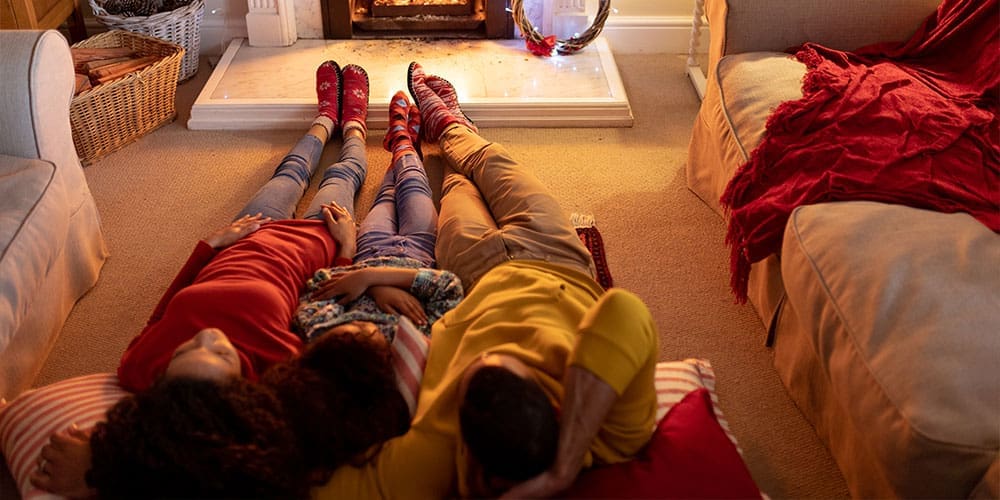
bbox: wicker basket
[89,0,203,81]
[70,30,183,165]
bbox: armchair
[0,29,108,400]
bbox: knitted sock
[407,103,422,159]
[382,91,417,163]
[407,62,475,143]
[341,64,369,137]
[315,60,342,132]
[425,75,476,135]
[311,115,336,141]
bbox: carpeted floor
[25,52,850,498]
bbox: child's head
[89,377,307,498]
[263,327,410,484]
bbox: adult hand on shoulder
[204,213,270,249]
[369,285,428,326]
[29,425,98,499]
[322,202,357,259]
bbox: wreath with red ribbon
[510,0,612,56]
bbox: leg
[236,127,326,220]
[436,165,508,290]
[439,125,596,279]
[302,132,367,219]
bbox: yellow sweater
[314,260,658,500]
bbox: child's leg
[392,153,437,265]
[236,126,327,220]
[355,167,398,262]
[302,131,367,219]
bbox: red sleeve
[147,241,217,325]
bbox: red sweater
[118,220,345,392]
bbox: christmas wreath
[510,0,612,56]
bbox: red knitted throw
[720,0,1000,303]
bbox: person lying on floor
[313,62,660,500]
[29,61,461,499]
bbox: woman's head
[263,326,409,483]
[89,377,307,499]
[164,328,241,382]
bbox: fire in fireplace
[323,0,515,39]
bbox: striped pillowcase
[391,316,430,418]
[654,358,741,452]
[0,373,128,499]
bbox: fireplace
[323,0,514,39]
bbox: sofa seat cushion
[780,200,1000,496]
[0,155,69,349]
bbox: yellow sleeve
[569,288,658,395]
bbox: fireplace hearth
[323,0,514,39]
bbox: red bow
[526,35,556,57]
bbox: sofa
[0,29,109,400]
[687,0,999,498]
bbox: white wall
[85,0,700,56]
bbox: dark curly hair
[460,366,559,485]
[262,329,410,484]
[88,377,308,499]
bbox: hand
[29,425,97,499]
[204,213,270,249]
[310,269,370,304]
[499,469,576,499]
[321,202,357,258]
[369,285,428,326]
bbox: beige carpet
[29,53,850,498]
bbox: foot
[407,62,476,143]
[383,91,417,162]
[316,60,343,132]
[341,64,370,137]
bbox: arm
[321,202,357,262]
[500,366,618,498]
[147,214,269,324]
[29,426,96,498]
[310,267,419,303]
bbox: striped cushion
[0,373,128,499]
[654,358,740,452]
[391,316,429,417]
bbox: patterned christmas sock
[315,60,342,133]
[425,75,476,136]
[407,62,475,143]
[340,64,369,138]
[383,91,417,163]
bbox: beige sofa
[0,30,109,400]
[687,0,999,497]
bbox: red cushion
[562,388,761,499]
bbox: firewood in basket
[74,73,92,95]
[71,47,138,72]
[81,56,136,72]
[90,56,160,85]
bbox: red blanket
[720,0,1000,303]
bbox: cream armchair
[0,29,108,400]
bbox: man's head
[459,355,559,493]
[89,377,307,499]
[262,325,409,483]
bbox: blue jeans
[237,134,367,220]
[237,134,436,266]
[355,152,438,267]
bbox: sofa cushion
[717,52,806,160]
[781,201,1000,496]
[0,156,70,350]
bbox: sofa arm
[704,0,941,73]
[0,30,91,207]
